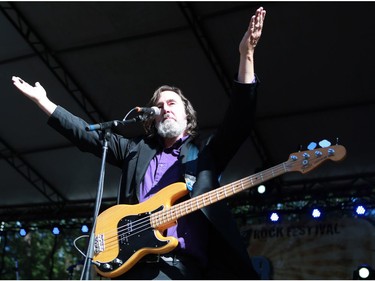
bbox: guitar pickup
[94,234,105,254]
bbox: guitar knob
[114,258,123,265]
[303,152,310,159]
[328,148,335,156]
[102,263,113,270]
[315,150,323,157]
[302,159,309,166]
[290,155,298,161]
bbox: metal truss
[0,198,117,222]
[0,136,66,211]
[0,2,105,124]
[0,2,109,219]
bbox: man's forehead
[157,90,181,102]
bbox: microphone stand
[80,115,144,280]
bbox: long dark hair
[143,85,198,137]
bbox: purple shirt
[139,136,209,266]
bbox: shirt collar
[160,135,190,155]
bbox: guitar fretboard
[150,160,291,228]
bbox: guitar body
[93,182,189,278]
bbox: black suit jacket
[48,80,260,279]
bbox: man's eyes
[156,101,177,107]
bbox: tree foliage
[0,220,103,280]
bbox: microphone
[85,120,120,131]
[86,107,161,131]
[135,106,161,117]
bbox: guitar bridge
[94,234,105,254]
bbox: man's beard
[156,117,187,138]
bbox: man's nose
[162,104,171,112]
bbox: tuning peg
[307,142,317,150]
[319,139,331,148]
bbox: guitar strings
[96,159,296,254]
[96,146,339,257]
[101,145,335,246]
[98,160,293,252]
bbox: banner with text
[244,217,375,279]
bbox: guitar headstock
[287,145,347,174]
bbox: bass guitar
[92,144,346,278]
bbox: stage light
[270,212,279,222]
[257,185,266,194]
[81,225,89,233]
[355,205,366,215]
[19,228,27,237]
[359,268,370,279]
[353,264,375,279]
[0,222,4,237]
[312,208,321,218]
[52,226,60,235]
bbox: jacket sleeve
[209,78,259,175]
[47,106,129,168]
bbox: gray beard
[156,118,187,138]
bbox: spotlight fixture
[257,185,266,194]
[19,228,27,237]
[355,205,366,216]
[353,264,375,279]
[270,212,279,222]
[52,226,60,235]
[81,225,89,233]
[312,208,322,218]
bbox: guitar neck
[151,160,291,228]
